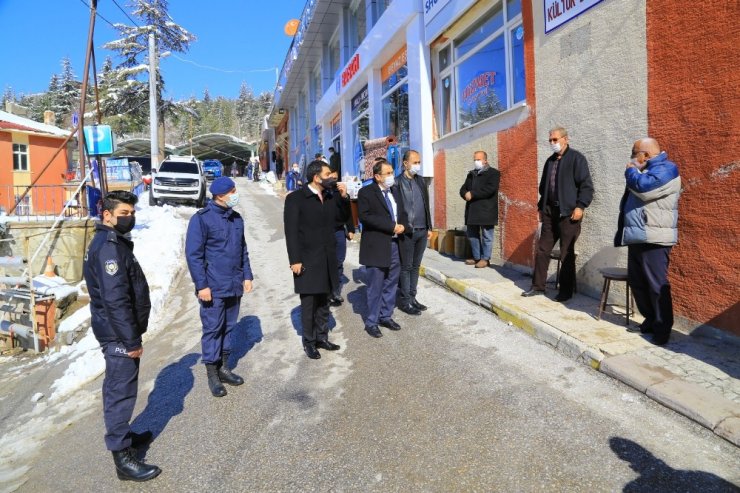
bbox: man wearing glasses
[523,126,593,301]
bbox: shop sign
[544,0,606,34]
[423,0,452,25]
[331,112,342,137]
[462,71,497,105]
[341,54,361,87]
[381,46,408,82]
[351,85,369,113]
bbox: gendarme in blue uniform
[185,200,253,364]
[83,223,151,452]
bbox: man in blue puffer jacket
[615,138,681,345]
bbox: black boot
[218,351,244,386]
[205,364,227,397]
[112,447,161,482]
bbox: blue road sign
[83,125,115,156]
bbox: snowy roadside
[0,200,192,491]
[48,200,192,399]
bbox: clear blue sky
[0,0,307,101]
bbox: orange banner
[381,46,407,82]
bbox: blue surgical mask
[226,192,240,208]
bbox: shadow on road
[609,437,738,492]
[130,353,200,455]
[230,315,264,368]
[289,304,337,340]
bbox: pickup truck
[150,155,206,207]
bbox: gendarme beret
[209,176,236,195]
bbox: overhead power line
[168,53,278,76]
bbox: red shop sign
[341,54,361,87]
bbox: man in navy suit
[358,159,409,338]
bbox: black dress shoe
[521,289,545,297]
[411,300,427,311]
[303,345,321,359]
[365,325,383,338]
[316,340,340,351]
[398,304,422,315]
[652,334,670,345]
[379,318,401,331]
[129,431,153,448]
[639,322,654,334]
[555,293,572,302]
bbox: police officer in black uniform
[83,190,161,482]
[185,177,254,397]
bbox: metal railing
[0,184,90,220]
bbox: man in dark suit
[522,126,594,301]
[329,146,341,177]
[396,149,432,315]
[358,159,408,338]
[284,160,343,359]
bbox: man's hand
[347,232,355,241]
[337,182,348,198]
[197,287,212,302]
[464,191,472,201]
[127,347,143,359]
[243,280,253,293]
[571,207,584,221]
[394,224,405,234]
[291,263,303,275]
[427,230,433,240]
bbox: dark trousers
[300,293,330,347]
[333,229,347,298]
[628,244,674,337]
[200,296,241,364]
[102,342,140,451]
[365,240,401,327]
[399,229,428,306]
[532,206,581,295]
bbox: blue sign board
[83,125,115,156]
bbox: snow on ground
[47,200,191,401]
[258,179,278,197]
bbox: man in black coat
[358,159,409,338]
[284,160,343,359]
[396,149,432,315]
[459,150,501,268]
[329,146,341,177]
[522,126,594,301]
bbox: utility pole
[148,33,159,170]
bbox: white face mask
[225,192,240,208]
[474,160,484,170]
[550,142,562,153]
[383,176,395,188]
[409,164,421,175]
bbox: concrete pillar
[368,68,383,138]
[341,97,354,178]
[406,14,434,177]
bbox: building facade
[268,0,739,336]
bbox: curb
[420,264,740,447]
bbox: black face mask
[321,177,338,189]
[113,215,135,234]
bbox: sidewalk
[419,249,740,447]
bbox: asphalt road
[12,180,740,492]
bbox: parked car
[202,159,224,181]
[150,155,206,207]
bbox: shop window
[382,83,409,149]
[13,143,28,171]
[433,1,525,136]
[351,85,370,177]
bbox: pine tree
[58,57,80,124]
[2,86,15,109]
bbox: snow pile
[259,181,278,197]
[47,201,189,401]
[31,275,77,300]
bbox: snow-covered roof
[0,110,69,138]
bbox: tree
[2,86,15,109]
[57,57,80,124]
[102,0,196,147]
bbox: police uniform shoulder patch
[105,259,119,276]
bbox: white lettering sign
[424,0,452,25]
[544,0,606,34]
